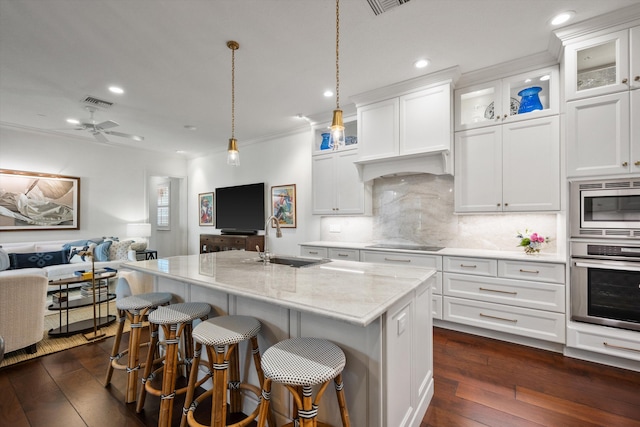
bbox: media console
[199,234,264,253]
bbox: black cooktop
[366,243,444,252]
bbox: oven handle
[574,261,640,272]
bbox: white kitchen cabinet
[567,322,640,364]
[442,256,566,344]
[455,115,560,212]
[454,66,559,132]
[357,83,452,162]
[564,27,639,101]
[300,245,328,258]
[311,149,371,215]
[327,247,360,261]
[566,91,636,177]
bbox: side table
[47,271,117,337]
[136,249,157,260]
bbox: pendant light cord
[335,0,340,110]
[231,45,236,139]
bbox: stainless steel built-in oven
[570,178,640,239]
[571,241,640,332]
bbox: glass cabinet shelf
[312,118,357,154]
[455,65,559,131]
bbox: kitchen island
[123,250,436,427]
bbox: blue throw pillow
[62,238,104,251]
[9,250,69,269]
[94,240,112,262]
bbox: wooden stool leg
[158,324,180,427]
[250,336,275,427]
[104,309,126,387]
[228,342,241,414]
[334,374,350,427]
[256,378,272,427]
[180,340,202,427]
[136,321,160,413]
[125,310,144,403]
[211,344,228,427]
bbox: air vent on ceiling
[366,0,410,15]
[81,95,114,109]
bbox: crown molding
[553,3,640,45]
[455,51,557,88]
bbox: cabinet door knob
[622,78,628,84]
[497,203,501,207]
[504,203,509,207]
[635,161,640,166]
[635,76,640,82]
[503,114,508,119]
[623,162,629,167]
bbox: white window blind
[157,181,170,229]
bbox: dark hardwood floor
[1,327,639,427]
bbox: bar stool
[256,337,350,427]
[104,291,173,403]
[180,315,274,427]
[136,302,212,427]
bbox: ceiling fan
[69,106,144,143]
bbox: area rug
[0,301,129,368]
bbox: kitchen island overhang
[123,251,435,427]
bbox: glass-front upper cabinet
[564,29,631,101]
[455,65,559,131]
[312,117,357,155]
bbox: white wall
[187,128,321,256]
[0,125,187,255]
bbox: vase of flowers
[516,229,548,254]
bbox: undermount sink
[260,255,329,268]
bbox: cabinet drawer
[443,256,497,276]
[498,260,565,284]
[443,296,566,343]
[328,248,360,261]
[432,294,442,320]
[300,246,328,258]
[361,250,442,269]
[443,273,565,312]
[567,324,640,362]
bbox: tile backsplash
[320,174,560,253]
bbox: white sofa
[0,239,130,282]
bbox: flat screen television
[215,182,265,234]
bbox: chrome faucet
[259,215,282,263]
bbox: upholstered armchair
[0,274,48,354]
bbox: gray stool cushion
[192,315,261,346]
[261,338,346,386]
[148,302,211,324]
[116,292,172,311]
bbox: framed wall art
[271,184,296,228]
[0,169,80,231]
[199,192,214,226]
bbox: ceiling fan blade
[93,132,109,143]
[95,120,119,130]
[104,130,144,141]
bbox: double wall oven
[570,178,640,332]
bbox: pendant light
[227,40,240,166]
[331,0,345,150]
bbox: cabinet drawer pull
[460,264,477,268]
[603,342,640,353]
[308,251,319,255]
[479,287,517,295]
[337,253,350,257]
[480,313,518,323]
[519,269,539,274]
[384,257,411,263]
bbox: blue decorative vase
[517,86,543,114]
[320,133,333,150]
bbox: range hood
[354,148,452,182]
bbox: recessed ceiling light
[324,90,334,97]
[66,118,80,124]
[108,86,124,94]
[551,11,574,26]
[539,75,551,81]
[414,59,430,69]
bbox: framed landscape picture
[271,184,296,228]
[0,169,80,231]
[199,192,214,226]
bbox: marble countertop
[301,241,567,263]
[123,250,436,327]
